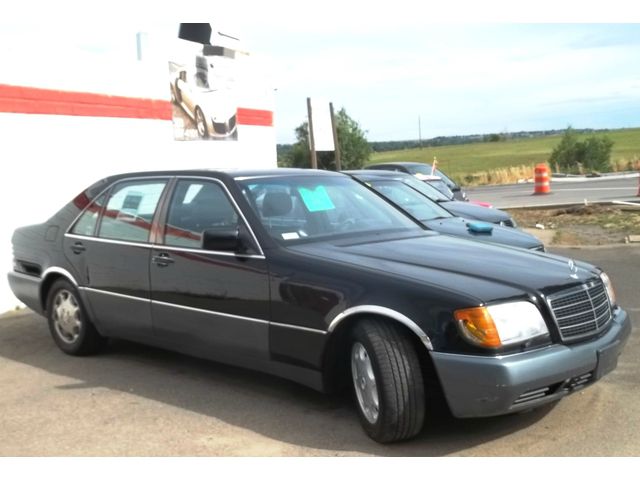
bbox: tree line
[278,108,616,174]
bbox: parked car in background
[344,171,542,251]
[8,169,630,443]
[366,161,467,201]
[353,170,518,227]
[415,174,457,199]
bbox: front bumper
[431,307,631,418]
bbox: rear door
[65,178,169,340]
[149,177,270,362]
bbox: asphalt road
[466,176,640,209]
[0,245,638,456]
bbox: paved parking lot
[0,245,638,456]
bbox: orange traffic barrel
[534,164,551,194]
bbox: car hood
[440,201,511,224]
[191,89,237,119]
[288,232,596,303]
[422,217,541,249]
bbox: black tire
[195,106,209,139]
[350,319,426,443]
[46,279,106,356]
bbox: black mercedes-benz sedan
[354,169,518,227]
[8,169,631,443]
[365,161,467,201]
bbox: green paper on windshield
[298,185,335,212]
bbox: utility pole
[330,103,342,171]
[418,115,422,149]
[306,97,318,169]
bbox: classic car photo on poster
[169,24,240,141]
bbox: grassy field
[368,128,640,184]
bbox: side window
[98,181,167,242]
[70,192,107,236]
[164,180,239,248]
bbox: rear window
[97,181,167,243]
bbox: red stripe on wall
[237,107,273,127]
[0,84,172,120]
[0,84,274,127]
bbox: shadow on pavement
[0,312,554,456]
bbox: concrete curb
[470,172,640,188]
[501,200,640,210]
[551,172,640,183]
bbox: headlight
[454,301,549,349]
[600,272,617,307]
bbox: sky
[2,1,640,144]
[243,22,640,144]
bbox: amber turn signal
[454,306,501,348]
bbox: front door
[149,178,270,362]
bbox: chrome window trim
[150,244,265,259]
[41,266,78,287]
[64,233,266,260]
[328,305,433,350]
[66,233,154,249]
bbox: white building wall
[0,24,276,312]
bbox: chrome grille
[547,280,612,342]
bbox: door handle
[70,242,86,254]
[152,253,175,267]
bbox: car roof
[343,170,414,180]
[228,168,343,179]
[346,169,445,183]
[103,168,343,183]
[367,162,427,167]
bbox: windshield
[369,181,452,222]
[237,175,421,243]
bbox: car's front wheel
[46,279,106,356]
[350,319,426,443]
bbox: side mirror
[202,228,240,252]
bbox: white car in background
[170,58,238,140]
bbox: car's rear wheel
[46,279,106,356]
[195,107,209,139]
[350,319,426,443]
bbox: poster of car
[169,24,240,141]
